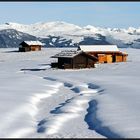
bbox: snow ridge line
[37,77,103,136]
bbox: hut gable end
[19,41,29,47]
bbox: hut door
[112,55,116,62]
[106,55,113,63]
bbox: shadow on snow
[84,100,122,138]
[21,68,46,71]
[37,97,74,133]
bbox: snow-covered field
[0,47,140,138]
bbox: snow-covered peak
[127,27,136,32]
[0,21,83,37]
[32,21,82,32]
[84,25,99,31]
[4,22,29,29]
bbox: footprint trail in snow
[37,78,105,137]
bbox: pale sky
[0,2,140,28]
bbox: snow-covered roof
[23,41,44,46]
[52,50,82,58]
[78,45,120,52]
[52,50,98,60]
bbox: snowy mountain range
[0,21,140,48]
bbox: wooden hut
[19,41,44,52]
[51,50,98,69]
[78,45,128,63]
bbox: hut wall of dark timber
[58,58,72,69]
[54,53,97,69]
[73,54,96,68]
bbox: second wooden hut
[78,45,128,63]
